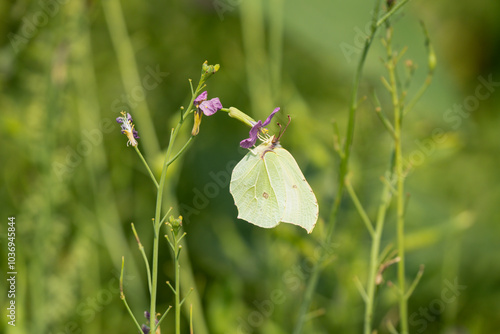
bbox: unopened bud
[428,45,437,73]
[168,215,183,235]
[200,61,220,84]
[228,107,257,128]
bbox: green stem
[363,169,394,334]
[166,136,195,167]
[157,305,173,329]
[376,0,412,28]
[134,146,159,189]
[150,81,204,333]
[345,178,375,237]
[120,257,143,333]
[293,1,382,332]
[101,0,160,157]
[405,264,425,300]
[403,73,432,115]
[293,2,414,332]
[174,232,181,334]
[386,25,408,334]
[240,0,273,113]
[404,20,436,115]
[131,223,152,294]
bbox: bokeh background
[1,0,500,333]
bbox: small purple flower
[240,107,280,148]
[144,311,150,320]
[116,111,139,146]
[194,91,208,105]
[141,324,150,334]
[199,97,223,116]
[191,91,223,136]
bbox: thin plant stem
[174,233,181,334]
[131,223,152,294]
[269,0,284,100]
[165,227,186,334]
[403,21,436,116]
[294,2,412,332]
[363,168,395,334]
[157,305,173,328]
[166,136,195,167]
[134,146,159,189]
[164,227,185,334]
[240,0,273,113]
[160,207,174,226]
[354,276,369,302]
[150,78,205,333]
[345,178,375,237]
[101,0,160,157]
[387,320,400,334]
[373,92,396,138]
[376,0,412,27]
[120,257,143,333]
[293,1,383,331]
[385,25,409,334]
[405,264,425,299]
[404,73,432,116]
[190,304,194,334]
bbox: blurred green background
[1,0,499,333]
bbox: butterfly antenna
[274,115,292,143]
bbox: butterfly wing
[267,147,318,233]
[230,149,284,228]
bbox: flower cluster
[115,91,281,151]
[116,111,140,147]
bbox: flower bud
[427,44,437,73]
[200,61,220,84]
[168,215,183,235]
[228,107,257,128]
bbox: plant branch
[131,223,152,294]
[119,257,143,333]
[345,177,375,237]
[150,72,206,334]
[166,136,195,167]
[385,24,409,334]
[363,165,395,334]
[405,264,425,300]
[293,1,385,332]
[376,0,412,28]
[156,305,173,329]
[134,146,159,189]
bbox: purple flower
[191,91,223,136]
[141,324,150,334]
[240,107,280,148]
[194,91,208,105]
[116,111,139,147]
[199,98,223,116]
